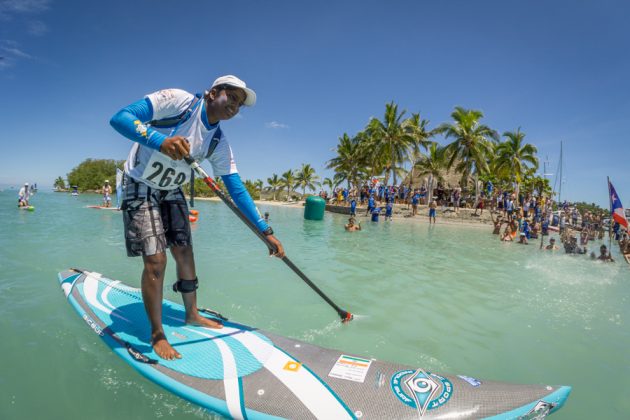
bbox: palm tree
[244,179,259,199]
[54,176,66,190]
[326,133,366,190]
[413,142,448,204]
[523,174,551,198]
[406,113,435,189]
[294,163,321,196]
[254,179,264,199]
[281,169,296,201]
[266,173,283,201]
[438,107,499,204]
[495,128,539,199]
[322,177,335,195]
[366,102,415,186]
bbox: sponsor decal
[391,369,452,417]
[328,355,372,383]
[125,342,157,364]
[82,313,104,337]
[375,371,386,388]
[157,89,176,100]
[171,331,188,340]
[518,400,555,420]
[283,361,301,372]
[133,120,149,138]
[457,374,481,387]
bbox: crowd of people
[320,182,440,225]
[324,181,627,263]
[491,195,622,263]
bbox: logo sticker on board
[283,361,301,372]
[328,355,372,383]
[391,369,452,417]
[457,374,481,387]
[519,400,555,419]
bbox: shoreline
[195,197,495,229]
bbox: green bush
[66,159,124,191]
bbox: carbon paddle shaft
[184,157,352,322]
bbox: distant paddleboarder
[110,75,285,360]
[102,180,112,207]
[17,182,30,207]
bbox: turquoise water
[0,190,628,419]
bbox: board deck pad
[58,270,571,419]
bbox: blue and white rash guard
[110,88,269,232]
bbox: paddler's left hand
[266,235,285,258]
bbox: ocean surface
[0,190,628,419]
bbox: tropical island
[55,103,608,222]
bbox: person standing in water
[411,191,419,216]
[110,75,285,360]
[344,217,361,231]
[597,245,614,262]
[385,199,393,221]
[544,238,559,250]
[429,199,437,224]
[350,198,357,217]
[366,194,375,216]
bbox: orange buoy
[190,209,199,216]
[189,215,198,223]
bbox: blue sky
[1,0,628,207]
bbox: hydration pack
[148,93,203,128]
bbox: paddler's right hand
[266,235,285,258]
[160,136,190,160]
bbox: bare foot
[186,313,223,329]
[151,332,181,360]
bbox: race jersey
[125,89,237,190]
[18,187,29,200]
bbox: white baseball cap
[105,180,110,183]
[25,182,29,186]
[211,75,256,106]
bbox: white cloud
[0,40,33,69]
[0,1,50,70]
[265,121,289,129]
[0,56,11,69]
[0,0,50,17]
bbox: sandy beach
[196,196,496,229]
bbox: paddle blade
[340,311,354,323]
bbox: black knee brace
[172,278,198,294]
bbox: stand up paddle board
[86,205,120,210]
[57,270,571,419]
[18,205,35,211]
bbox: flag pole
[607,176,613,252]
[190,169,195,208]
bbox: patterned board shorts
[121,174,192,257]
